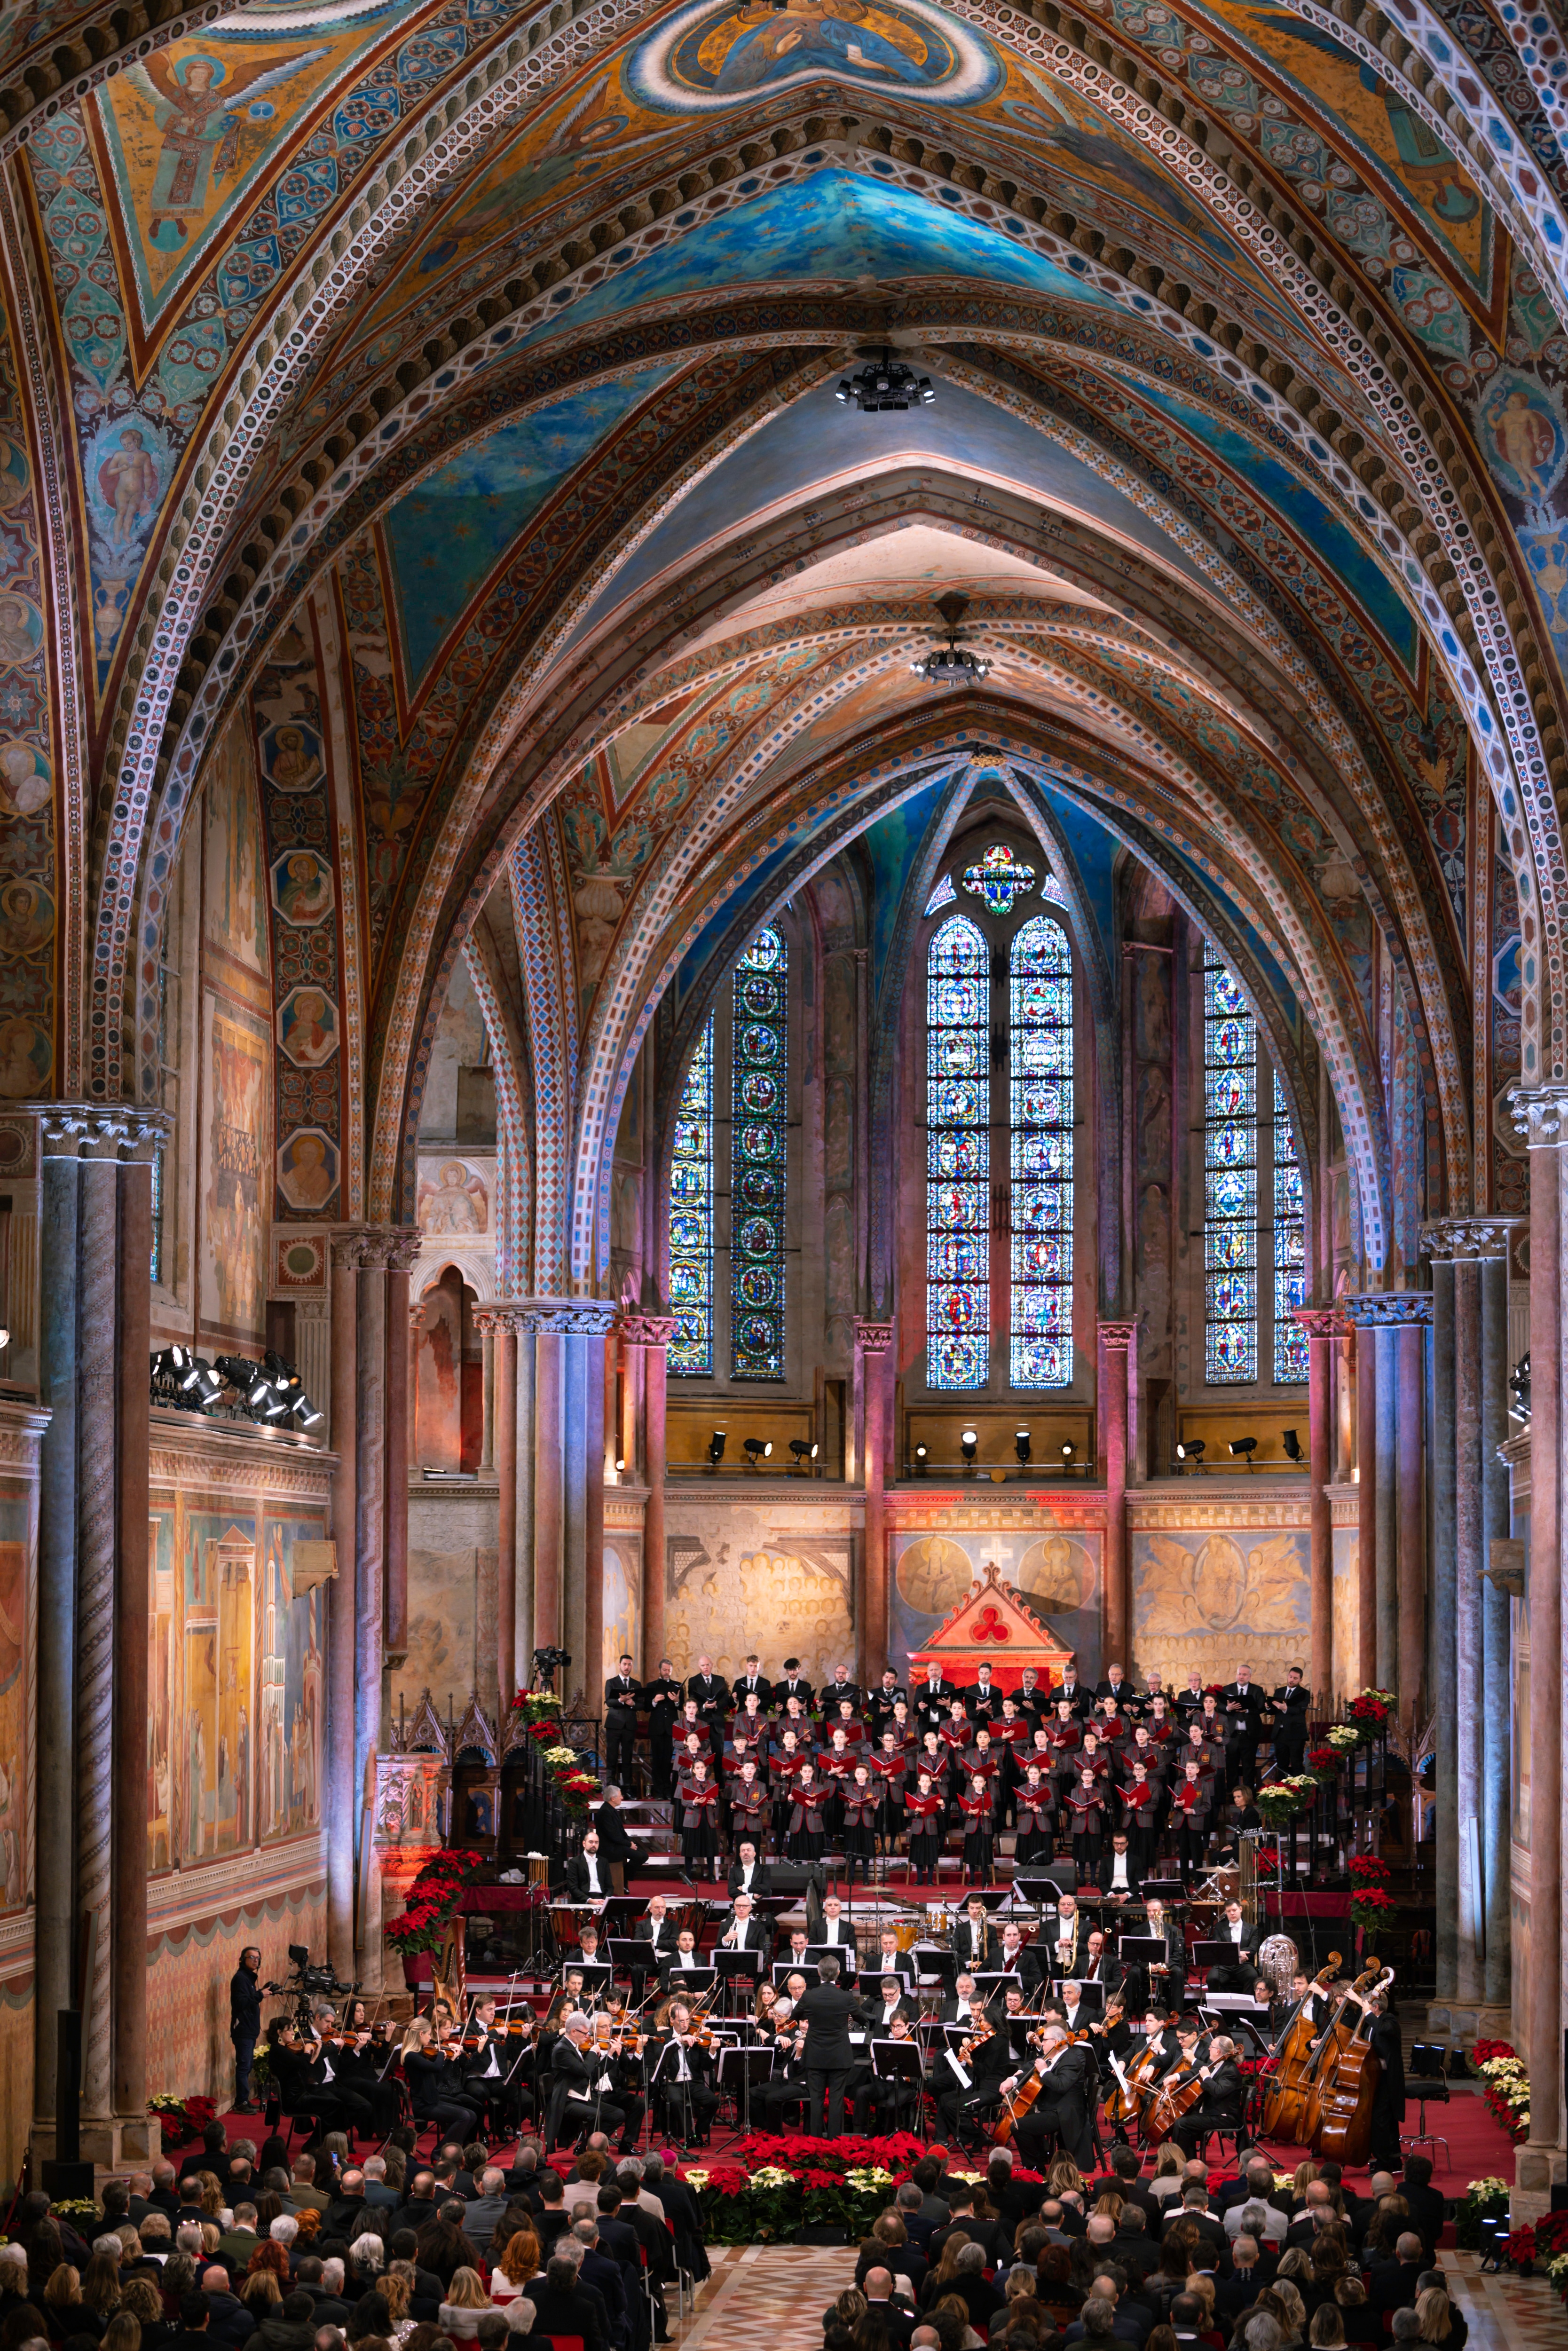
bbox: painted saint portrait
[0,595,40,667]
[260,721,325,795]
[278,986,338,1068]
[0,741,50,819]
[629,0,1000,111]
[270,847,334,926]
[418,1158,489,1236]
[277,1127,339,1214]
[895,1533,974,1617]
[0,879,54,959]
[1016,1532,1095,1616]
[1474,370,1568,514]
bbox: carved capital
[1291,1305,1354,1341]
[853,1318,895,1354]
[295,1296,331,1325]
[1509,1081,1568,1149]
[1339,1291,1435,1328]
[386,1226,424,1275]
[618,1312,677,1348]
[24,1103,168,1159]
[489,1294,617,1334]
[1097,1319,1139,1351]
[331,1233,372,1272]
[1418,1217,1525,1263]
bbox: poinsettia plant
[1256,1775,1317,1822]
[1348,1886,1399,1933]
[1472,2039,1530,2140]
[1347,1853,1390,1881]
[385,1846,487,1955]
[673,2130,1041,2244]
[149,2091,219,2146]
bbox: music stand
[1194,1941,1242,1971]
[718,2042,773,2130]
[716,1948,763,2016]
[872,2038,924,2131]
[567,1962,614,1996]
[1052,1978,1106,2015]
[772,1958,819,1987]
[913,1945,956,1992]
[806,1943,859,1982]
[665,1965,717,1996]
[1118,1936,1168,1965]
[1015,1873,1073,1905]
[1141,1877,1185,1901]
[608,1937,650,1979]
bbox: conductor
[793,1953,873,2138]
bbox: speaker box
[42,2159,96,2202]
[764,1864,817,1894]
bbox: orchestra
[258,1650,1393,2173]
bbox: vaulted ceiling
[0,0,1561,1282]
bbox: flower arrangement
[50,2196,104,2225]
[1454,2177,1510,2250]
[1531,2209,1568,2300]
[511,1689,563,1721]
[1307,1744,1342,1783]
[1325,1725,1362,1753]
[1347,1886,1399,1933]
[1472,2039,1530,2140]
[674,2131,1038,2244]
[536,1739,601,1814]
[385,1846,486,1955]
[1347,1853,1390,1881]
[1342,1690,1395,1746]
[1256,1775,1317,1823]
[148,2091,220,2146]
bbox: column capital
[22,1102,171,1159]
[617,1311,677,1347]
[853,1317,895,1354]
[1339,1291,1435,1328]
[1509,1081,1568,1147]
[329,1224,421,1271]
[1097,1319,1139,1351]
[486,1294,618,1334]
[1418,1216,1525,1262]
[1292,1305,1354,1339]
[295,1296,331,1324]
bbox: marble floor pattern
[668,2246,1563,2351]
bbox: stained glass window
[1203,955,1258,1383]
[1273,1085,1308,1382]
[927,914,990,1389]
[730,927,788,1379]
[924,873,957,915]
[669,1014,714,1376]
[1011,916,1074,1386]
[962,841,1036,915]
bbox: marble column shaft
[479,1317,496,1475]
[1395,1316,1427,1725]
[1512,1084,1568,2163]
[326,1238,359,1979]
[1373,1324,1398,1688]
[74,1151,120,2120]
[533,1329,562,1653]
[1429,1257,1458,2002]
[1421,1217,1521,2010]
[482,1310,520,1704]
[384,1237,420,1664]
[621,1316,674,1678]
[1294,1309,1348,1704]
[583,1333,607,1695]
[112,1152,153,2135]
[33,1125,79,2125]
[854,1320,893,1682]
[1355,1321,1378,1692]
[354,1239,388,1985]
[1098,1323,1137,1670]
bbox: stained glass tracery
[730,926,788,1379]
[926,914,990,1389]
[669,1014,715,1375]
[1203,956,1258,1383]
[1011,915,1074,1386]
[962,841,1036,915]
[924,872,957,914]
[1273,1086,1308,1382]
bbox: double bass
[1312,1964,1394,2163]
[1259,1952,1341,2144]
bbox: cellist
[1169,2032,1245,2155]
[998,2022,1098,2168]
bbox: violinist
[1169,2031,1244,2154]
[401,2015,485,2141]
[755,1992,809,2128]
[548,2013,627,2151]
[855,2010,923,2136]
[586,2013,646,2156]
[333,1998,406,2135]
[299,2001,378,2140]
[464,1996,534,2134]
[264,2018,347,2151]
[993,1980,1038,2058]
[935,2006,1011,2138]
[999,2022,1097,2168]
[648,1999,719,2146]
[1055,1980,1097,2036]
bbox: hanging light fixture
[835,347,934,411]
[910,591,991,686]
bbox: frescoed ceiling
[0,0,1565,1283]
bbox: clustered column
[30,1103,165,2168]
[854,1319,894,1685]
[1419,1218,1521,2011]
[1292,1306,1350,1700]
[617,1314,675,1677]
[1339,1293,1433,1704]
[1097,1322,1138,1671]
[1511,1085,1568,2184]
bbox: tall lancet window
[669,1014,715,1376]
[926,914,990,1389]
[1201,949,1307,1386]
[730,925,788,1379]
[1273,1090,1308,1382]
[1010,915,1074,1387]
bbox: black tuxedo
[794,1981,875,2134]
[1096,1679,1139,1718]
[642,1674,683,1796]
[967,1677,1002,1723]
[726,1857,774,1901]
[716,1914,773,1970]
[603,1672,641,1783]
[775,1674,815,1712]
[733,1672,773,1711]
[1206,1920,1261,1989]
[685,1671,730,1721]
[1174,2056,1245,2152]
[1096,1849,1145,1901]
[914,1679,957,1731]
[1221,1682,1265,1765]
[1055,1680,1091,1719]
[630,1914,680,1996]
[564,1851,614,1900]
[992,1940,1043,1991]
[867,1947,918,1989]
[1269,1682,1312,1769]
[821,1677,861,1714]
[951,1919,998,1974]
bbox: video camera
[262,1942,358,2027]
[532,1643,572,1689]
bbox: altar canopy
[907,1558,1076,1693]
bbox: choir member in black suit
[603,1656,641,1786]
[1269,1667,1312,1772]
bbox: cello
[1259,1953,1341,2144]
[1313,1965,1394,2162]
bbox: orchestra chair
[1403,2042,1451,2170]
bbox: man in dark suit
[715,1892,773,1982]
[1268,1667,1312,1773]
[604,1656,641,1787]
[866,1670,907,1736]
[726,1839,772,1901]
[528,2253,609,2351]
[1056,1664,1091,1718]
[1097,1834,1144,1904]
[548,2017,626,2149]
[1366,1994,1406,2170]
[821,1664,861,1714]
[229,1947,263,2112]
[1095,1665,1137,1717]
[775,1657,814,1712]
[643,1660,682,1799]
[1221,1669,1266,1786]
[951,1894,998,1976]
[630,1896,681,2003]
[570,2217,631,2347]
[914,1663,956,1734]
[795,1953,873,2137]
[1367,2235,1426,2314]
[684,1654,729,1729]
[1002,2026,1097,2169]
[1396,2157,1446,2256]
[1206,1901,1261,1992]
[564,1827,614,1901]
[592,1788,634,1891]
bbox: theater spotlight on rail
[1282,1428,1304,1463]
[961,1427,978,1466]
[788,1436,819,1473]
[743,1436,772,1468]
[1229,1435,1258,1467]
[707,1430,727,1466]
[1015,1428,1032,1467]
[1175,1437,1205,1471]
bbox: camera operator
[230,1945,262,2114]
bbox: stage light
[615,1454,626,1473]
[835,351,935,411]
[788,1437,818,1472]
[961,1427,978,1465]
[0,1327,8,1350]
[1060,1441,1074,1462]
[913,1442,929,1475]
[1229,1436,1258,1467]
[1282,1428,1304,1463]
[293,1396,324,1430]
[1175,1437,1205,1470]
[743,1436,772,1467]
[1015,1428,1032,1466]
[707,1430,727,1466]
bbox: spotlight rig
[910,592,991,686]
[151,1345,322,1429]
[835,347,934,412]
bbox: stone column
[620,1315,674,1675]
[113,1131,158,2150]
[854,1319,894,1684]
[1351,1311,1378,1691]
[479,1316,496,1476]
[1395,1300,1432,1728]
[478,1308,519,1705]
[1097,1322,1138,1672]
[384,1232,420,1667]
[1429,1255,1457,2000]
[584,1332,607,1693]
[326,1235,361,1979]
[293,1297,332,1435]
[1511,1084,1568,2181]
[355,1234,390,1988]
[32,1112,82,2133]
[1293,1308,1348,1704]
[533,1324,562,1655]
[1420,1218,1522,2010]
[1342,1294,1432,1702]
[74,1136,121,2132]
